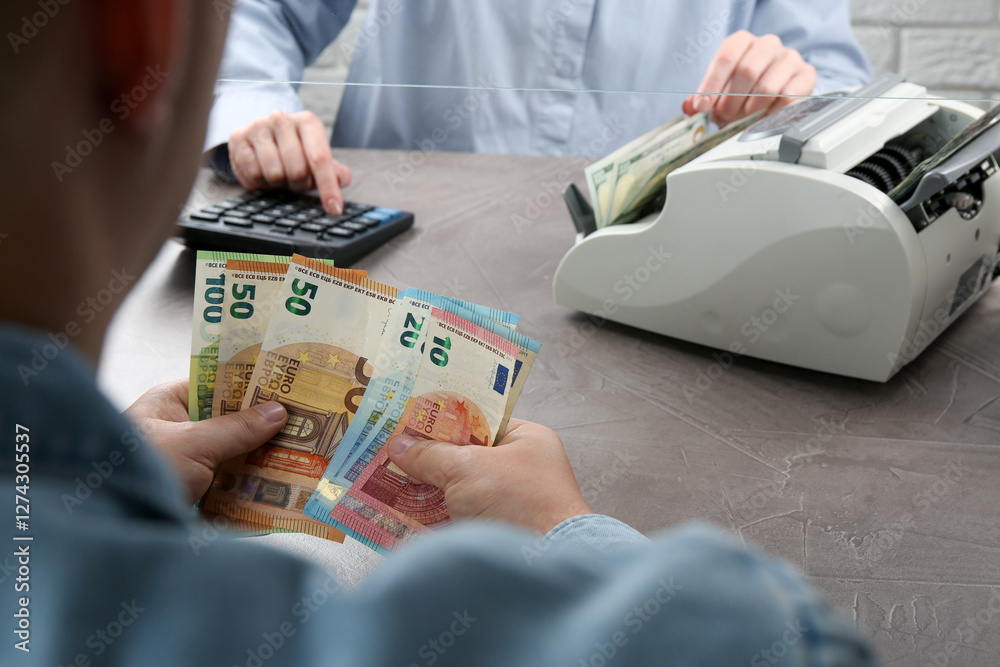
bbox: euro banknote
[212,255,345,418]
[189,251,239,421]
[315,306,521,553]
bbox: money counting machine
[553,74,1000,381]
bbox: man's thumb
[387,434,463,489]
[190,402,288,464]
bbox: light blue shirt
[0,325,877,665]
[205,0,872,157]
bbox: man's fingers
[229,129,266,190]
[123,378,189,422]
[184,402,288,467]
[695,30,755,113]
[335,160,353,189]
[715,34,783,122]
[743,50,799,117]
[387,434,472,489]
[247,122,286,187]
[783,67,817,104]
[296,112,344,214]
[270,112,312,192]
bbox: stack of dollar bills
[586,110,764,228]
[189,251,539,555]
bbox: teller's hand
[683,31,817,127]
[228,110,352,214]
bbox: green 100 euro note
[189,251,231,421]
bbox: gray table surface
[98,150,1000,666]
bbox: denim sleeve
[336,521,877,666]
[541,513,650,552]
[204,0,357,151]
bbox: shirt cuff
[541,514,649,552]
[205,144,237,183]
[203,82,304,153]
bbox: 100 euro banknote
[189,251,231,421]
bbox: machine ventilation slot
[845,144,920,194]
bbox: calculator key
[201,206,227,215]
[215,199,242,210]
[290,210,321,222]
[316,214,351,226]
[339,221,367,233]
[371,207,403,219]
[355,216,382,228]
[269,203,304,214]
[189,211,220,222]
[325,227,355,238]
[221,209,250,219]
[269,226,294,235]
[235,202,269,213]
[274,218,300,229]
[221,216,253,227]
[299,222,326,233]
[250,214,277,224]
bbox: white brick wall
[851,0,1000,107]
[301,0,1000,127]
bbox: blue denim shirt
[0,325,876,666]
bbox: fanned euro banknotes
[586,111,764,228]
[189,251,538,554]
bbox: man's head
[0,0,229,360]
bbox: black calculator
[177,190,414,265]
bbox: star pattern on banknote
[296,350,311,365]
[326,352,342,368]
[469,414,483,433]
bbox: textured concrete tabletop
[99,150,1000,666]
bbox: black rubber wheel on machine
[848,162,895,192]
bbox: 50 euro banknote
[202,255,396,540]
[212,255,350,418]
